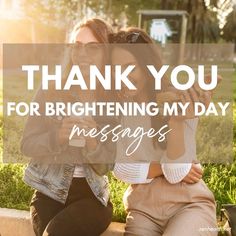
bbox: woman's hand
[170,84,212,121]
[58,116,78,145]
[79,116,98,151]
[182,163,203,184]
[58,116,98,151]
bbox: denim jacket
[22,89,116,206]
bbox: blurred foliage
[0,164,33,210]
[22,0,235,44]
[108,173,128,222]
[222,6,236,44]
[197,115,233,164]
[203,161,236,213]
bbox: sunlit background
[0,0,235,68]
[0,0,235,44]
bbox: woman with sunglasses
[21,18,116,236]
[111,28,217,236]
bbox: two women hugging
[21,18,218,236]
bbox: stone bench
[0,208,124,236]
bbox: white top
[113,118,200,184]
[73,165,85,178]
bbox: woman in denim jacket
[22,18,116,236]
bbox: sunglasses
[110,32,147,43]
[126,32,147,43]
[72,42,102,54]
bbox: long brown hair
[46,18,113,101]
[70,18,113,43]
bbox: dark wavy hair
[109,27,169,149]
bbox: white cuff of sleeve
[161,163,192,184]
[113,163,153,184]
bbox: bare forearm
[166,119,185,160]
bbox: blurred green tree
[22,0,234,43]
[222,5,236,49]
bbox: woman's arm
[161,87,212,184]
[113,118,197,184]
[166,119,185,159]
[161,118,202,184]
[21,89,117,174]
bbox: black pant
[30,178,113,236]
